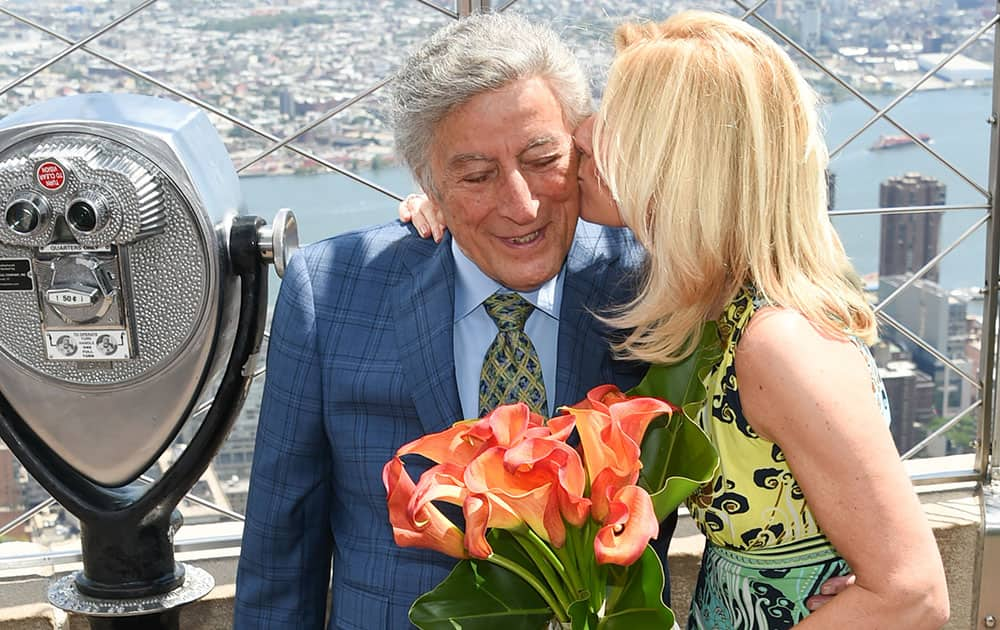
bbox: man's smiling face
[428,76,580,292]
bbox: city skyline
[0,0,994,176]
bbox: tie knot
[483,292,534,332]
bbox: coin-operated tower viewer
[0,93,296,630]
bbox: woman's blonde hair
[594,10,876,364]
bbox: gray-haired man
[235,13,671,629]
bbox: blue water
[240,86,995,304]
[823,87,993,290]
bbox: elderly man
[234,12,669,629]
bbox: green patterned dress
[686,288,890,629]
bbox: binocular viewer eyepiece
[0,93,297,626]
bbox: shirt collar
[451,239,563,323]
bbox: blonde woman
[399,10,949,627]
[572,10,948,629]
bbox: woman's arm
[734,307,949,629]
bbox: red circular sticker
[36,161,65,191]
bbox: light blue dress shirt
[451,240,563,419]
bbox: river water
[240,86,995,305]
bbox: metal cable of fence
[414,0,458,19]
[902,399,983,461]
[136,475,245,523]
[0,0,158,96]
[237,77,392,174]
[0,7,403,202]
[874,214,989,323]
[876,309,981,391]
[0,496,57,538]
[911,469,981,485]
[0,7,280,134]
[740,0,771,20]
[829,203,989,217]
[830,15,999,161]
[732,0,990,198]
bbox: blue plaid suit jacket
[234,220,650,629]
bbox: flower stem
[553,527,586,599]
[511,531,573,615]
[487,553,569,622]
[523,529,571,580]
[584,521,606,614]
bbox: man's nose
[498,169,540,223]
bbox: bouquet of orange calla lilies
[384,327,723,630]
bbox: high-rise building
[825,0,849,18]
[878,274,951,368]
[279,88,296,118]
[800,0,822,49]
[923,31,945,54]
[880,360,936,454]
[878,173,945,283]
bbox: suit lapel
[393,235,464,435]
[555,233,616,408]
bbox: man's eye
[462,173,491,184]
[529,155,561,168]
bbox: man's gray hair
[390,12,590,194]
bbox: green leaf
[603,546,669,615]
[567,597,599,630]
[642,410,719,522]
[630,322,722,522]
[409,530,553,630]
[600,548,674,629]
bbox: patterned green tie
[479,292,548,417]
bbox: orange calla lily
[569,406,643,519]
[582,383,631,412]
[397,403,551,470]
[408,462,468,521]
[464,446,566,547]
[474,401,548,447]
[395,419,491,467]
[594,484,659,566]
[565,388,674,521]
[462,492,525,558]
[608,396,676,448]
[382,457,467,560]
[545,410,576,442]
[503,437,591,527]
[573,385,675,445]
